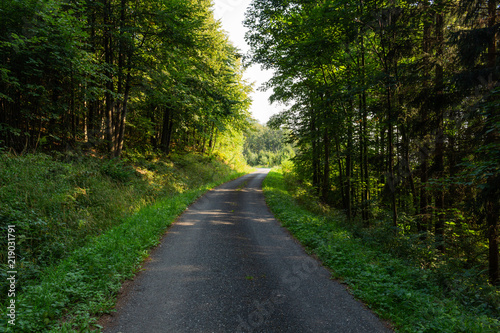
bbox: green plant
[263,168,500,333]
[0,151,249,332]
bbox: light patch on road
[176,221,196,226]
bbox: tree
[245,0,500,285]
[243,122,295,167]
[0,0,252,159]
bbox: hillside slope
[0,152,249,331]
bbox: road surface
[103,169,391,332]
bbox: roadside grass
[263,168,500,333]
[0,152,249,332]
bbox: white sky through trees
[211,0,282,124]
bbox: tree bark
[419,0,432,233]
[359,27,370,223]
[347,117,353,221]
[115,71,131,157]
[387,85,397,227]
[486,0,499,285]
[434,7,445,252]
[311,109,320,195]
[160,106,174,154]
[322,126,330,203]
[104,0,115,156]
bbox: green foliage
[0,0,92,151]
[243,122,295,167]
[1,173,244,332]
[99,158,137,183]
[0,152,249,332]
[245,0,500,285]
[210,126,250,172]
[0,0,252,157]
[263,168,500,332]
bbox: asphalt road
[103,169,392,333]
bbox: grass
[0,151,250,332]
[263,168,500,333]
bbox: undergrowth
[0,151,249,332]
[263,167,500,333]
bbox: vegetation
[246,0,500,286]
[264,167,500,332]
[0,0,251,157]
[0,152,250,332]
[243,122,295,167]
[0,0,254,330]
[1,0,499,330]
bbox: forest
[243,122,295,166]
[1,0,500,331]
[245,0,500,286]
[0,1,254,330]
[0,0,252,158]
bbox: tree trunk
[360,29,370,223]
[208,123,215,153]
[311,110,320,195]
[322,126,330,203]
[104,0,115,156]
[419,0,432,232]
[387,85,397,227]
[347,118,353,222]
[486,0,499,285]
[115,72,131,158]
[335,136,346,209]
[160,107,174,154]
[488,0,496,69]
[485,113,499,285]
[434,8,445,252]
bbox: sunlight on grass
[0,152,248,332]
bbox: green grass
[263,168,500,333]
[0,152,249,332]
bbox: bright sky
[211,0,282,125]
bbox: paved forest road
[103,169,391,333]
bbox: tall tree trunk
[322,126,330,203]
[360,28,370,223]
[335,136,346,209]
[485,111,500,285]
[115,72,131,158]
[359,95,365,219]
[387,85,398,227]
[160,106,174,154]
[402,121,418,217]
[419,0,432,232]
[347,115,353,221]
[311,110,320,195]
[434,7,445,252]
[208,123,215,152]
[362,90,369,222]
[488,0,497,69]
[113,0,130,157]
[104,0,115,156]
[86,0,97,145]
[486,0,499,285]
